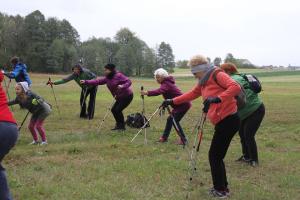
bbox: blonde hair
[188,55,208,67]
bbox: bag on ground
[126,113,150,128]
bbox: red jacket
[173,70,241,125]
[0,71,16,124]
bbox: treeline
[176,53,256,69]
[0,10,175,76]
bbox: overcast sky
[1,0,300,66]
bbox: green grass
[3,73,300,200]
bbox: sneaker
[209,188,228,199]
[158,136,167,143]
[249,160,259,167]
[111,126,126,131]
[236,155,250,163]
[223,188,230,197]
[29,141,39,145]
[175,138,187,146]
[40,141,48,146]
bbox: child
[8,82,51,145]
[0,70,18,199]
[141,68,191,145]
[81,64,133,130]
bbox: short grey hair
[154,68,169,78]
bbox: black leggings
[0,122,19,200]
[80,86,98,119]
[209,113,240,190]
[239,104,265,162]
[163,110,187,141]
[111,94,133,127]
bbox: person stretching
[141,68,191,145]
[81,64,133,131]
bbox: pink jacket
[173,70,241,125]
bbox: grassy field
[3,72,300,200]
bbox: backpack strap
[212,68,226,90]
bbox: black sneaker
[223,188,230,197]
[209,188,228,199]
[111,126,126,131]
[236,155,250,163]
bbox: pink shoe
[175,139,187,145]
[158,136,168,143]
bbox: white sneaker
[29,141,39,145]
[40,141,48,146]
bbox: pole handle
[141,86,144,99]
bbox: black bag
[126,113,150,128]
[241,74,262,93]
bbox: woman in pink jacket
[162,55,241,198]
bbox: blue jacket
[7,62,32,86]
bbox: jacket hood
[19,81,30,93]
[162,76,175,84]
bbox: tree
[0,11,174,76]
[213,57,222,66]
[224,53,235,63]
[224,53,256,68]
[176,60,189,68]
[23,10,47,71]
[156,42,175,73]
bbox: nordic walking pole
[185,110,207,199]
[141,86,147,144]
[97,96,116,133]
[47,77,62,120]
[18,111,30,131]
[131,105,162,143]
[166,106,187,148]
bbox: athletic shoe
[29,141,39,145]
[249,160,259,167]
[40,141,48,146]
[175,139,187,146]
[209,188,228,199]
[111,126,126,131]
[236,155,250,163]
[223,188,230,197]
[158,136,167,143]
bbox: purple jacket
[84,71,133,100]
[147,76,191,113]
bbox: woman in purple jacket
[141,68,191,145]
[81,64,133,130]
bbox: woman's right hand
[80,80,85,84]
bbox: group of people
[0,54,264,199]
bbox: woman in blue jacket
[4,56,32,86]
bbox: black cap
[104,63,116,71]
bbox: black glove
[161,99,174,108]
[203,97,221,113]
